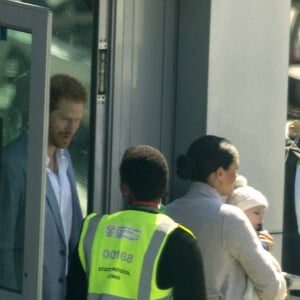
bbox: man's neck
[126,200,163,214]
[47,146,58,174]
[131,200,160,208]
[47,144,56,159]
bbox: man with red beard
[0,74,87,300]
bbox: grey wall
[108,0,179,212]
[174,0,290,260]
[108,0,291,264]
[207,1,290,234]
[172,0,211,199]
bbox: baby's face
[244,205,266,231]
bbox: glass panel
[0,27,31,292]
[23,0,93,217]
[52,1,93,217]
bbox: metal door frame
[0,1,52,299]
[89,0,112,214]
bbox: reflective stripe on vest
[85,293,171,300]
[82,213,103,275]
[138,220,176,299]
[79,212,178,300]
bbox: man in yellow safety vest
[67,144,207,300]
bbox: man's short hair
[50,74,87,112]
[120,145,169,202]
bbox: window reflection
[0,0,93,292]
[0,28,31,292]
[22,0,93,216]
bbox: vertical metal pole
[88,0,111,214]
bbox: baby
[227,177,288,299]
[227,176,273,251]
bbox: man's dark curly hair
[120,145,169,202]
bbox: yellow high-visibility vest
[78,210,186,300]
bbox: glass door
[0,1,52,299]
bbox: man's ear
[120,183,131,199]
